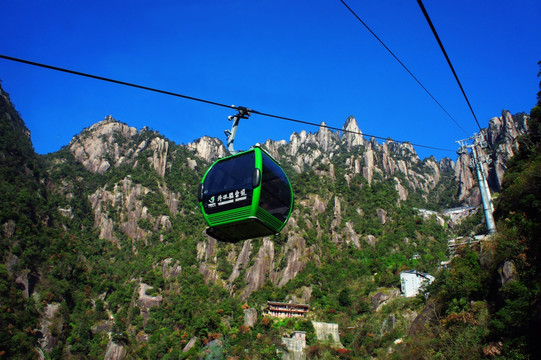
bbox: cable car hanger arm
[224,106,251,154]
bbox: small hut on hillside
[266,301,309,318]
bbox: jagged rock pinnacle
[343,116,364,148]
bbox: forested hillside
[0,71,539,360]
[394,65,541,360]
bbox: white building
[400,270,435,297]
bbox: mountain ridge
[62,109,528,211]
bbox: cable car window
[260,153,291,221]
[202,152,255,214]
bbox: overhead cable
[338,0,469,136]
[0,54,453,152]
[0,54,233,111]
[416,0,482,131]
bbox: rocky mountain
[189,111,527,208]
[59,109,529,254]
[453,110,529,204]
[0,75,533,359]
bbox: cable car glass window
[202,152,255,214]
[260,153,291,221]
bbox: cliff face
[453,110,529,204]
[88,177,174,245]
[69,116,176,176]
[484,111,529,191]
[60,117,189,245]
[186,135,227,163]
[69,117,138,174]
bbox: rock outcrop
[69,116,138,174]
[312,321,343,347]
[88,177,173,244]
[453,110,529,203]
[276,235,308,287]
[68,116,188,181]
[161,258,182,278]
[137,283,163,324]
[243,308,258,327]
[37,303,61,353]
[186,135,227,163]
[244,238,275,296]
[281,331,307,360]
[483,111,529,191]
[499,260,517,286]
[104,341,127,360]
[343,116,364,149]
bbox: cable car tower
[456,134,496,234]
[198,108,294,242]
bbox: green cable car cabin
[198,146,293,242]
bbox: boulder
[243,308,258,328]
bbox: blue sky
[1,0,540,160]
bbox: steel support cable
[0,54,453,152]
[0,54,233,111]
[416,0,482,131]
[338,0,469,136]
